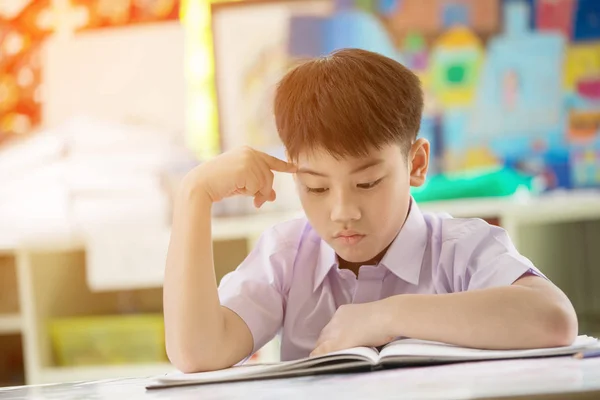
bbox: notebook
[146,335,599,389]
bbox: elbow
[166,338,226,373]
[168,355,214,374]
[541,303,578,348]
[167,351,204,374]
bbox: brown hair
[274,48,423,161]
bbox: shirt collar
[312,198,428,291]
[379,199,428,286]
[314,236,338,292]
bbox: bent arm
[163,182,253,373]
[380,275,578,349]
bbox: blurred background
[0,0,599,388]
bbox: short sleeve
[218,229,293,355]
[444,219,545,292]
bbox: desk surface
[3,357,600,400]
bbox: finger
[243,164,264,197]
[314,321,336,350]
[310,341,333,358]
[254,159,277,207]
[256,162,276,199]
[253,190,276,208]
[254,161,274,203]
[314,330,327,349]
[310,346,323,358]
[259,152,297,173]
[250,164,272,208]
[253,193,270,208]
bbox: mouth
[334,232,366,246]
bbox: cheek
[298,192,324,215]
[367,184,409,221]
[298,192,330,229]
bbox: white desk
[2,356,600,400]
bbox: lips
[334,231,365,245]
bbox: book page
[157,346,379,384]
[271,346,380,371]
[319,346,380,363]
[379,335,598,361]
[157,364,283,383]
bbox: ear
[409,138,430,187]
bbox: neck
[338,246,390,276]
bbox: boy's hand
[184,146,296,208]
[310,302,396,357]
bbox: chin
[335,246,379,265]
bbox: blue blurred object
[334,0,355,11]
[322,10,400,61]
[502,0,535,30]
[442,110,469,154]
[289,16,327,58]
[573,0,600,42]
[289,11,399,61]
[442,2,470,28]
[505,148,572,190]
[469,1,565,139]
[377,0,398,15]
[504,0,530,36]
[418,116,439,175]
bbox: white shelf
[37,362,175,384]
[12,210,305,253]
[419,196,517,219]
[418,190,600,222]
[211,209,303,240]
[0,314,21,335]
[9,191,600,253]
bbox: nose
[330,189,361,224]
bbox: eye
[357,178,383,190]
[306,187,329,194]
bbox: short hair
[274,48,424,161]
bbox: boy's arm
[163,147,296,372]
[381,274,578,349]
[312,275,577,356]
[312,217,578,356]
[163,185,253,373]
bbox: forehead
[296,144,402,168]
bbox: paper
[380,335,599,360]
[84,222,171,291]
[0,133,66,183]
[160,364,285,383]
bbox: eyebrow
[296,159,385,177]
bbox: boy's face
[294,140,429,266]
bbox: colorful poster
[207,0,600,190]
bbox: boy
[164,49,577,373]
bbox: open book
[147,335,599,389]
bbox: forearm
[380,284,577,349]
[163,182,231,371]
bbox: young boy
[164,49,577,373]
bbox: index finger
[310,341,333,358]
[259,152,297,173]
